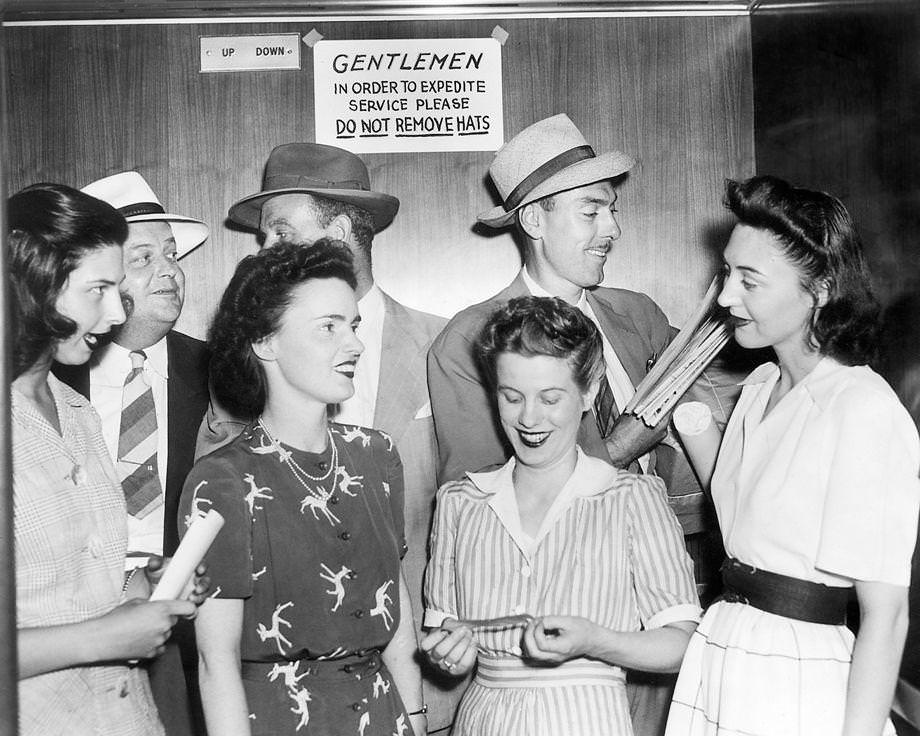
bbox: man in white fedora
[197,143,452,733]
[54,170,211,736]
[429,114,678,485]
[427,113,730,736]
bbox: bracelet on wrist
[407,704,428,716]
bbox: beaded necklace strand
[257,418,338,500]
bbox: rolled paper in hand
[673,402,722,489]
[444,614,534,633]
[149,509,224,601]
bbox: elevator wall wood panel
[4,16,754,338]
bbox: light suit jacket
[372,292,445,650]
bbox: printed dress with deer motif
[178,421,414,736]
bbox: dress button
[352,702,362,712]
[348,570,358,579]
[521,565,531,578]
[87,535,104,558]
[329,495,339,505]
[343,664,354,673]
[354,609,364,619]
[71,465,87,485]
[340,531,351,541]
[318,461,328,471]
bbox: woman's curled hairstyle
[477,295,605,392]
[725,175,879,365]
[208,239,357,418]
[7,182,127,378]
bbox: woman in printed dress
[665,176,920,736]
[181,240,424,736]
[420,295,701,736]
[9,183,200,735]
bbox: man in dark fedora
[54,171,211,735]
[196,143,453,732]
[427,114,737,736]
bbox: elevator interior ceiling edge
[2,0,913,23]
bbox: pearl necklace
[257,418,338,499]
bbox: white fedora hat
[478,114,636,228]
[82,171,209,258]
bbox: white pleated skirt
[665,601,896,736]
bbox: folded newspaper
[624,277,731,428]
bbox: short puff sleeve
[178,453,253,599]
[626,476,702,629]
[817,385,920,586]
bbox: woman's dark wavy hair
[725,175,879,365]
[208,238,357,418]
[476,295,605,392]
[7,183,127,378]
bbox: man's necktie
[594,374,619,439]
[117,350,163,518]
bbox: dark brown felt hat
[228,143,400,232]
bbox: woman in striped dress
[421,296,701,736]
[665,176,920,736]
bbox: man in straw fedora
[196,143,453,732]
[427,113,733,736]
[54,170,211,735]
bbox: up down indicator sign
[200,34,301,73]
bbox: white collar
[466,449,621,556]
[741,356,851,411]
[358,282,384,310]
[521,267,588,309]
[92,335,169,384]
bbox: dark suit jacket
[427,271,672,486]
[53,330,211,555]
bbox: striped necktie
[594,374,619,439]
[117,350,163,518]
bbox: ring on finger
[443,660,455,670]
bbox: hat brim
[227,188,400,234]
[125,214,209,259]
[477,150,636,228]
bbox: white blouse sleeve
[816,384,920,586]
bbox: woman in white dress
[421,296,701,736]
[666,175,920,736]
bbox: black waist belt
[720,558,849,625]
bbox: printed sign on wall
[313,38,503,153]
[200,34,301,73]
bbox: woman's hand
[91,598,195,661]
[182,563,211,607]
[522,615,597,664]
[420,620,478,677]
[145,556,211,610]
